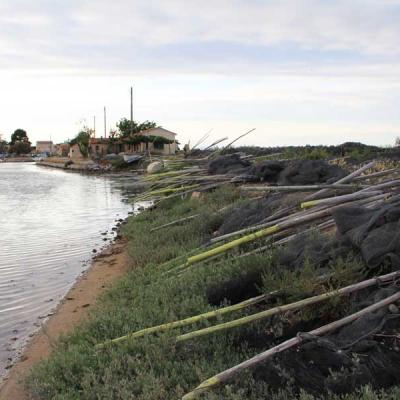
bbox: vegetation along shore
[2,141,400,399]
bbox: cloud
[0,0,400,75]
[0,1,399,147]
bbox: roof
[90,138,110,144]
[36,141,53,144]
[139,127,177,136]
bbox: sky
[0,0,399,147]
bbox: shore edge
[0,238,130,400]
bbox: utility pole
[104,107,107,138]
[93,115,96,137]
[130,86,133,137]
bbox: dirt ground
[0,239,130,400]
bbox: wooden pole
[304,161,376,201]
[130,86,133,137]
[104,107,107,138]
[182,289,400,399]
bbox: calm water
[0,163,132,378]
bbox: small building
[54,143,70,157]
[122,127,178,155]
[36,141,54,154]
[89,138,110,158]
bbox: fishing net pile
[252,285,400,396]
[209,200,400,396]
[208,155,347,186]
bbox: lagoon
[0,163,131,378]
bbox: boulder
[147,161,164,174]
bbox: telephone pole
[93,115,96,137]
[130,86,133,136]
[104,107,107,138]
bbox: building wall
[140,128,177,155]
[69,144,85,160]
[89,142,108,157]
[36,141,53,154]
[55,143,70,157]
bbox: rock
[92,249,97,253]
[147,161,164,174]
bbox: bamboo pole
[360,178,400,192]
[212,191,387,246]
[241,184,368,192]
[175,271,400,344]
[304,161,376,201]
[96,293,273,349]
[223,129,256,150]
[138,184,200,199]
[182,289,400,399]
[150,214,201,232]
[186,195,384,266]
[203,137,229,151]
[210,206,323,245]
[353,168,399,181]
[301,190,382,209]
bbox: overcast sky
[0,0,399,147]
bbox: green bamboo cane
[175,270,400,344]
[95,293,271,349]
[182,289,400,399]
[186,192,387,266]
[136,184,200,200]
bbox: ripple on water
[0,163,132,379]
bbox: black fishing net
[217,195,283,236]
[208,154,251,175]
[252,286,400,397]
[210,201,400,396]
[333,203,400,268]
[250,161,286,182]
[230,159,346,185]
[277,160,346,186]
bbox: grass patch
[25,187,400,399]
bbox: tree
[70,130,91,157]
[10,141,31,155]
[116,118,157,138]
[8,129,31,154]
[0,134,7,153]
[10,129,28,145]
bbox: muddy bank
[0,239,130,400]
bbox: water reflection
[0,164,132,379]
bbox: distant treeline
[225,142,399,161]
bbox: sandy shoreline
[0,238,130,400]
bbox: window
[154,142,164,150]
